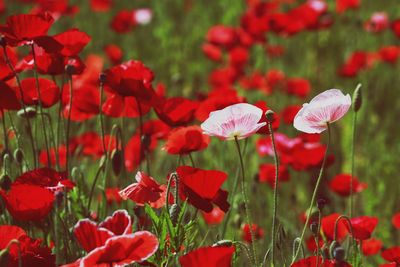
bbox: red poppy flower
[364,12,389,33]
[258,163,290,188]
[256,133,302,157]
[0,80,21,110]
[14,167,74,192]
[349,216,378,240]
[379,46,399,64]
[119,172,165,209]
[16,77,60,108]
[254,101,280,134]
[155,97,198,126]
[110,10,135,33]
[286,78,311,98]
[202,43,222,62]
[336,0,360,14]
[176,166,230,213]
[206,25,237,48]
[90,0,113,12]
[65,231,158,267]
[104,44,123,65]
[1,184,55,221]
[39,145,67,168]
[392,19,400,39]
[0,225,55,267]
[104,187,122,205]
[306,235,324,253]
[240,71,271,94]
[291,256,351,267]
[382,247,400,264]
[242,223,264,243]
[229,46,249,68]
[124,134,147,172]
[0,47,18,81]
[201,207,225,225]
[0,13,62,52]
[281,105,302,124]
[266,69,285,89]
[53,28,91,57]
[63,84,100,121]
[73,209,132,252]
[208,66,241,88]
[69,132,116,159]
[392,212,400,229]
[164,125,210,155]
[321,213,348,241]
[102,93,151,118]
[291,143,327,171]
[361,238,382,256]
[329,174,367,197]
[179,246,235,267]
[143,119,171,140]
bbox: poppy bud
[71,167,80,180]
[65,64,75,75]
[310,222,319,236]
[99,155,107,170]
[99,72,107,83]
[0,248,9,266]
[55,191,64,207]
[232,214,242,228]
[317,198,326,210]
[265,110,275,123]
[0,174,11,191]
[352,85,362,112]
[111,149,122,176]
[212,240,233,247]
[329,241,339,258]
[141,135,151,151]
[13,149,24,165]
[17,107,36,119]
[169,204,180,225]
[0,37,7,47]
[333,246,346,262]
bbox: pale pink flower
[201,103,266,140]
[293,89,351,133]
[133,9,152,25]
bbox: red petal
[73,219,113,253]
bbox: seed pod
[317,198,326,210]
[13,149,24,164]
[141,135,151,152]
[310,222,319,236]
[169,204,180,226]
[65,64,76,75]
[17,107,37,119]
[0,174,11,191]
[0,248,9,267]
[352,85,362,112]
[265,110,275,123]
[99,72,107,83]
[212,240,233,247]
[333,246,346,262]
[111,149,122,176]
[0,37,7,47]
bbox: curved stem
[333,215,354,242]
[292,237,305,260]
[268,121,280,266]
[291,123,331,264]
[234,136,258,266]
[349,111,357,218]
[2,46,37,167]
[31,44,51,168]
[188,153,196,168]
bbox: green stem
[65,74,73,173]
[188,153,196,168]
[349,111,357,218]
[234,136,258,266]
[31,44,51,168]
[99,81,106,153]
[56,75,66,171]
[2,46,37,167]
[1,110,8,151]
[268,121,280,266]
[87,165,104,213]
[135,97,144,170]
[291,123,331,264]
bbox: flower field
[0,0,400,266]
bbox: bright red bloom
[0,80,21,110]
[65,231,158,267]
[0,47,18,81]
[0,225,55,267]
[17,77,60,108]
[349,216,378,240]
[124,134,152,172]
[143,119,171,140]
[69,132,116,159]
[206,25,237,48]
[382,247,400,264]
[336,0,360,14]
[39,145,67,168]
[102,93,151,118]
[1,184,55,221]
[176,166,230,213]
[14,167,74,192]
[361,238,382,256]
[110,10,135,33]
[155,97,198,126]
[392,19,400,38]
[379,46,399,64]
[258,163,290,188]
[179,246,235,267]
[63,84,100,121]
[329,174,367,197]
[242,223,264,243]
[266,69,285,89]
[291,256,351,267]
[73,209,132,252]
[201,207,225,225]
[321,213,348,241]
[240,71,271,94]
[105,187,122,205]
[119,172,165,208]
[90,0,113,12]
[281,105,302,124]
[286,78,311,98]
[229,46,249,68]
[104,44,123,65]
[164,125,210,155]
[364,12,389,33]
[392,212,400,229]
[202,43,222,62]
[0,13,62,52]
[53,28,91,57]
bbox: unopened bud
[333,246,346,262]
[65,64,75,75]
[169,204,180,225]
[265,110,275,123]
[310,222,319,236]
[317,198,326,210]
[141,135,151,151]
[212,240,233,247]
[352,85,362,112]
[329,241,339,258]
[0,37,7,47]
[111,149,122,176]
[13,149,24,164]
[0,174,11,191]
[99,73,107,83]
[17,107,37,119]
